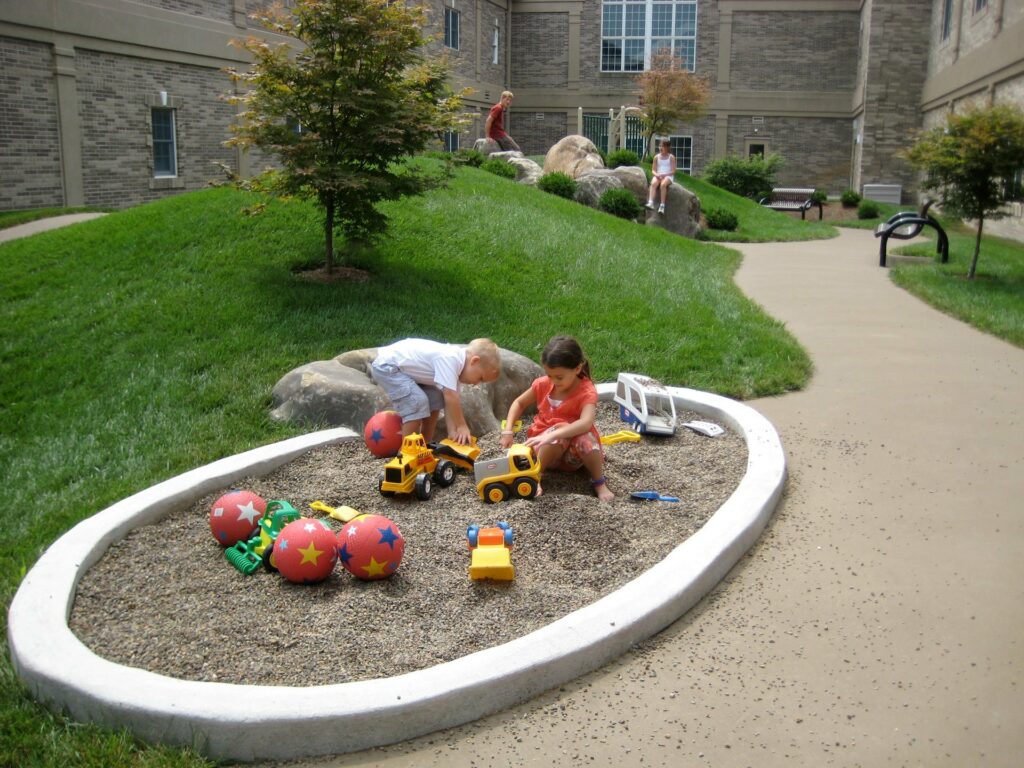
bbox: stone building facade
[1,0,1022,225]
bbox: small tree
[225,0,468,272]
[904,104,1024,280]
[633,51,710,159]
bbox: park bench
[758,187,823,220]
[874,199,949,267]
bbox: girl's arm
[525,402,598,446]
[501,388,536,448]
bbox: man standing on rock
[485,91,520,152]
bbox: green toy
[224,500,301,574]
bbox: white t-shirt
[655,153,673,175]
[374,338,465,391]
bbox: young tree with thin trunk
[905,105,1024,280]
[225,0,468,273]
[633,51,711,160]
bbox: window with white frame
[151,108,177,177]
[940,0,954,40]
[602,0,697,72]
[492,22,500,65]
[666,135,692,173]
[444,130,459,152]
[444,6,460,50]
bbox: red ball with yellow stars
[337,514,404,580]
[209,490,266,547]
[273,517,338,584]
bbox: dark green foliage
[857,199,880,219]
[703,154,783,200]
[606,149,641,169]
[453,148,485,167]
[537,172,578,199]
[704,207,739,231]
[841,189,862,207]
[810,189,828,204]
[481,158,517,179]
[599,188,643,219]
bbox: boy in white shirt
[370,338,501,444]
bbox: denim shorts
[370,362,444,423]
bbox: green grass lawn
[0,166,811,767]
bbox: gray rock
[507,156,543,185]
[473,138,502,155]
[574,170,624,208]
[543,135,605,179]
[271,347,543,438]
[645,182,703,239]
[610,165,650,204]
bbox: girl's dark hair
[541,335,591,379]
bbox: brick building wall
[75,49,237,208]
[728,115,852,193]
[512,111,568,155]
[0,36,64,209]
[511,13,569,89]
[729,11,859,91]
[859,0,932,200]
[135,0,232,23]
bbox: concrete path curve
[278,227,1024,767]
[0,212,107,243]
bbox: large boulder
[645,182,703,239]
[574,169,624,208]
[473,138,502,155]
[507,156,543,185]
[543,135,605,179]
[270,346,543,438]
[610,165,650,204]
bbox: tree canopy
[905,104,1024,280]
[225,0,468,272]
[633,51,711,159]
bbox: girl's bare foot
[591,476,614,502]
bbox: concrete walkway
[0,212,107,243]
[280,227,1024,767]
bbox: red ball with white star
[337,514,404,580]
[273,518,339,584]
[363,410,404,458]
[209,490,266,547]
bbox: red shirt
[527,376,601,442]
[487,103,507,139]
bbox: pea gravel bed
[69,403,746,687]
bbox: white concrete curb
[8,385,785,761]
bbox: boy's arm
[442,387,472,444]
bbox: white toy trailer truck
[613,372,678,436]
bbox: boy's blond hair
[501,90,514,99]
[467,338,501,374]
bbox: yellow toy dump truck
[466,521,515,580]
[378,433,456,501]
[473,444,541,503]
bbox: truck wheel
[262,542,277,572]
[434,459,456,487]
[466,525,479,548]
[378,472,394,497]
[514,477,538,499]
[483,482,509,504]
[415,473,433,500]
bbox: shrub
[598,188,643,219]
[537,172,577,199]
[810,189,828,204]
[857,199,881,219]
[606,149,641,169]
[704,207,739,231]
[481,158,517,179]
[453,148,485,167]
[841,189,861,207]
[702,153,783,200]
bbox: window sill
[150,176,185,190]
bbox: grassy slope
[0,168,811,767]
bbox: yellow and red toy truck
[378,433,456,501]
[473,444,541,503]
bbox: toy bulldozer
[225,500,300,575]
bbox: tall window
[444,130,459,152]
[974,0,987,12]
[941,0,954,40]
[492,23,500,65]
[668,135,692,173]
[602,0,697,72]
[151,108,177,177]
[444,7,460,50]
